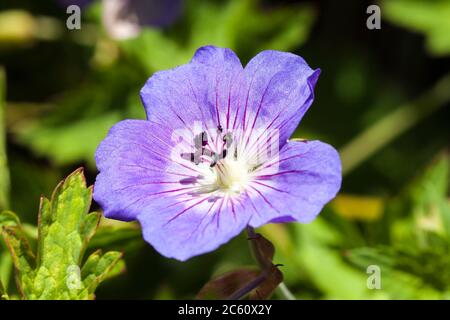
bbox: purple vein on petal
[249,185,281,214]
[214,197,226,230]
[243,73,278,152]
[229,197,237,222]
[255,170,308,179]
[252,181,290,194]
[119,164,196,178]
[215,75,221,128]
[187,197,220,241]
[165,196,211,225]
[243,190,260,217]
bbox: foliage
[9,0,316,168]
[346,154,450,299]
[382,0,450,56]
[0,169,124,299]
[0,0,448,300]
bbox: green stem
[0,68,9,210]
[340,73,450,175]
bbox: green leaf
[237,2,316,54]
[346,247,443,299]
[187,0,316,58]
[409,153,450,238]
[1,169,124,299]
[187,0,253,51]
[81,250,124,297]
[345,154,450,298]
[382,0,450,56]
[1,225,36,297]
[121,29,189,73]
[0,210,19,227]
[15,112,121,167]
[0,210,22,293]
[294,219,382,299]
[88,219,142,253]
[9,63,144,167]
[0,247,12,292]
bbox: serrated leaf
[0,211,20,227]
[32,168,98,298]
[1,225,35,297]
[3,169,124,299]
[0,211,20,294]
[88,219,141,252]
[37,168,92,266]
[81,250,123,296]
[79,212,101,256]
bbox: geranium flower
[94,46,341,261]
[102,0,182,40]
[58,0,182,39]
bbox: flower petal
[94,119,203,221]
[140,45,244,133]
[239,50,320,152]
[138,195,252,261]
[248,140,341,227]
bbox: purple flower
[102,0,182,39]
[94,46,341,261]
[58,0,182,39]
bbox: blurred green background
[0,0,449,299]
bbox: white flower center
[196,157,251,195]
[216,158,251,193]
[179,126,259,196]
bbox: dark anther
[221,149,227,159]
[179,176,199,185]
[194,131,208,148]
[217,125,223,132]
[209,153,219,167]
[202,148,214,158]
[181,151,201,165]
[180,152,195,162]
[222,132,233,148]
